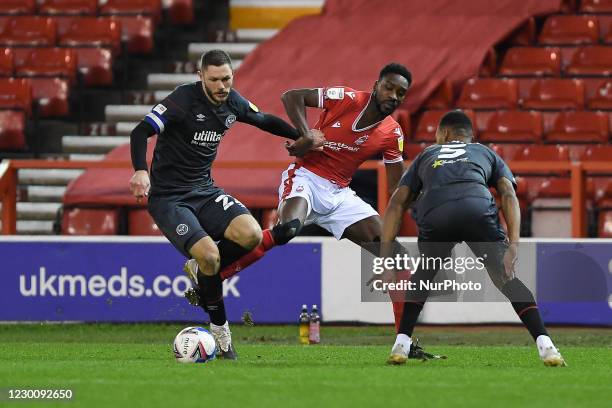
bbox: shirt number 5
[438,143,466,159]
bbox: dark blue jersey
[144,82,258,195]
[400,141,516,221]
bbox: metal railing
[0,159,610,237]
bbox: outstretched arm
[240,110,300,140]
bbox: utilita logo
[193,130,223,142]
[18,267,240,298]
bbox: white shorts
[278,164,378,239]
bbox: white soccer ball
[173,326,217,363]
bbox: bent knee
[190,241,220,274]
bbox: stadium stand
[474,111,543,143]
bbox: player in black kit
[380,110,566,367]
[129,50,322,359]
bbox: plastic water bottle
[299,304,310,345]
[309,304,320,344]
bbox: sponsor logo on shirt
[192,130,224,144]
[196,113,206,121]
[432,157,469,168]
[324,141,360,152]
[346,91,356,99]
[331,121,341,128]
[225,114,237,128]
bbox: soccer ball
[173,327,217,363]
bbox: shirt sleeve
[399,153,423,193]
[488,149,517,189]
[382,125,404,164]
[143,88,188,134]
[229,89,260,122]
[317,86,356,111]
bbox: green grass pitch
[0,324,611,408]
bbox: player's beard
[373,91,398,116]
[204,84,229,105]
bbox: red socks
[220,229,275,280]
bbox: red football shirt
[297,86,404,188]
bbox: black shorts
[148,187,251,257]
[406,197,510,301]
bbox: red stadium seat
[13,48,77,84]
[513,145,570,162]
[99,0,162,24]
[499,47,561,77]
[582,145,612,161]
[30,78,70,117]
[0,110,26,150]
[38,0,98,16]
[565,47,612,76]
[56,17,122,55]
[538,16,599,45]
[110,16,154,54]
[457,78,518,110]
[423,80,454,109]
[128,208,162,235]
[0,17,57,47]
[543,111,609,143]
[72,47,113,86]
[0,0,36,15]
[586,79,612,110]
[0,48,13,76]
[414,110,476,142]
[475,110,542,143]
[61,208,119,235]
[521,79,585,110]
[0,77,32,115]
[165,0,194,25]
[581,0,612,13]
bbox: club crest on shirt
[355,135,368,145]
[225,114,237,128]
[176,224,189,235]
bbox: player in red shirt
[216,63,409,276]
[186,63,437,358]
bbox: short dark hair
[438,110,473,140]
[379,63,412,86]
[200,49,232,70]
